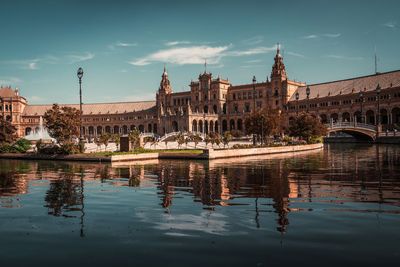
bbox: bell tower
[157,66,172,116]
[271,44,287,81]
[159,65,172,94]
[269,44,288,110]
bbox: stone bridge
[158,131,206,142]
[326,122,378,141]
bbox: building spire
[162,64,168,77]
[277,42,280,55]
[204,59,207,73]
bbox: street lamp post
[252,76,256,112]
[261,114,264,146]
[295,92,299,115]
[359,91,364,124]
[376,84,381,126]
[306,86,310,113]
[77,67,84,141]
[252,76,257,146]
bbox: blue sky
[0,0,399,104]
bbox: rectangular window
[248,92,252,99]
[245,103,250,112]
[238,93,241,100]
[233,93,236,100]
[259,90,263,98]
[243,92,247,99]
[257,101,262,108]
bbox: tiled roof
[23,101,156,116]
[230,82,267,90]
[290,70,400,101]
[0,87,18,98]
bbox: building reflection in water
[1,144,400,234]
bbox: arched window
[25,127,32,136]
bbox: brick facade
[2,47,400,139]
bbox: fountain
[25,116,54,142]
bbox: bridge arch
[327,122,376,141]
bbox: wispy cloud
[2,59,41,70]
[165,41,191,46]
[129,45,230,66]
[129,44,277,66]
[108,41,137,50]
[245,59,262,63]
[67,52,95,63]
[383,22,396,28]
[242,36,264,45]
[116,41,137,47]
[0,77,22,85]
[323,33,341,38]
[303,33,341,39]
[286,51,305,58]
[227,45,277,56]
[303,34,318,39]
[325,54,363,60]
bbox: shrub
[13,138,32,153]
[37,143,81,155]
[230,130,243,138]
[0,143,13,153]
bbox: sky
[0,0,399,105]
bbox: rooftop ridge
[304,69,400,87]
[26,100,156,106]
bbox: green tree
[192,133,201,149]
[244,108,282,142]
[99,133,110,151]
[174,133,185,149]
[43,104,80,144]
[0,118,17,144]
[129,130,141,150]
[184,136,190,148]
[94,138,101,152]
[222,131,232,148]
[111,134,121,151]
[204,135,211,148]
[289,113,328,141]
[214,135,221,148]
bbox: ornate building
[1,46,400,139]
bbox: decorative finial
[163,64,167,76]
[277,42,280,55]
[204,59,207,73]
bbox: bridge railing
[326,122,377,131]
[158,131,208,142]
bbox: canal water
[0,144,399,266]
